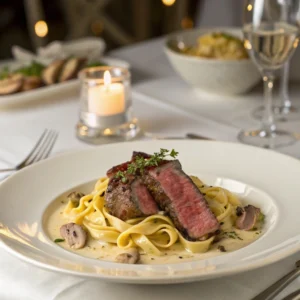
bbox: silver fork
[0,129,58,173]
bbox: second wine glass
[239,0,300,148]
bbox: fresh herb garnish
[258,212,265,223]
[0,66,10,80]
[223,231,243,240]
[115,148,179,182]
[15,61,45,77]
[115,170,128,183]
[54,238,65,243]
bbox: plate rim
[0,140,300,283]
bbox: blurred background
[0,0,244,59]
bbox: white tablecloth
[0,38,299,300]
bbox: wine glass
[252,0,300,121]
[277,61,300,120]
[240,0,300,148]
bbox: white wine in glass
[240,0,300,148]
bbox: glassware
[277,61,300,120]
[252,0,300,121]
[76,66,140,144]
[239,0,300,148]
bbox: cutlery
[251,260,300,300]
[0,129,58,173]
[282,289,300,300]
[144,132,213,140]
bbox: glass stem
[280,62,292,109]
[262,73,276,135]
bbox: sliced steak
[105,176,158,221]
[143,160,220,239]
[105,151,219,239]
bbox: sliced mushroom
[59,57,86,82]
[67,191,85,207]
[42,59,65,85]
[0,73,23,95]
[22,76,43,91]
[236,205,261,231]
[60,223,87,249]
[115,248,140,264]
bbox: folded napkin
[12,37,106,65]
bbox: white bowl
[164,27,261,95]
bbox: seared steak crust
[105,152,219,239]
[105,176,158,221]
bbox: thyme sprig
[115,148,179,183]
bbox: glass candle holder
[76,66,140,144]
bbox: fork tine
[25,130,57,166]
[16,129,48,169]
[39,131,58,161]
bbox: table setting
[1,1,300,300]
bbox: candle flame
[104,70,111,87]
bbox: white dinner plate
[0,57,130,108]
[0,140,299,284]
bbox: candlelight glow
[104,70,111,87]
[244,39,252,50]
[162,0,176,6]
[247,4,253,11]
[34,20,48,37]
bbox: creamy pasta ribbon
[63,176,241,255]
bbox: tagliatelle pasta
[63,176,241,256]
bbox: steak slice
[143,160,220,239]
[105,176,159,221]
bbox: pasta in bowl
[46,149,264,265]
[180,32,248,60]
[165,27,261,94]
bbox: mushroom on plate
[42,59,65,85]
[59,57,86,82]
[236,205,262,231]
[0,73,23,95]
[60,223,87,249]
[67,191,85,207]
[115,248,140,264]
[22,76,43,91]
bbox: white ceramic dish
[164,27,261,95]
[0,57,130,108]
[0,140,299,284]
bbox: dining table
[0,37,299,300]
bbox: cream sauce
[46,202,262,264]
